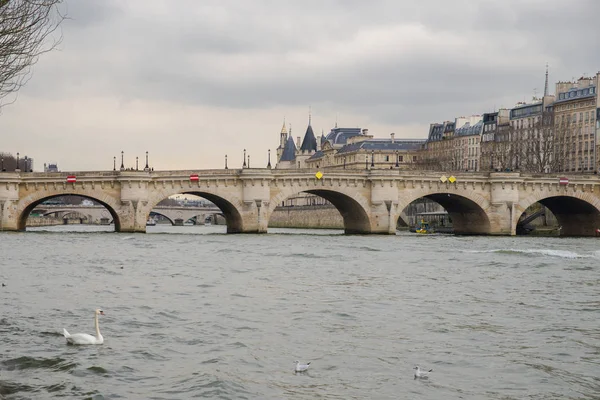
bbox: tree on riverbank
[0,0,64,107]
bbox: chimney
[390,132,395,143]
[362,129,369,135]
[297,136,301,148]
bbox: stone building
[480,109,511,171]
[275,120,425,170]
[275,116,319,169]
[304,128,425,170]
[423,115,482,171]
[553,73,599,173]
[507,95,555,173]
[423,121,455,170]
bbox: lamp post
[248,154,250,168]
[1,157,4,171]
[267,149,272,169]
[16,152,20,171]
[145,151,149,171]
[225,154,228,169]
[343,156,346,169]
[120,151,124,171]
[136,156,139,171]
[395,150,399,167]
[365,153,368,170]
[243,149,247,168]
[113,156,116,171]
[371,150,375,168]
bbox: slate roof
[325,127,362,146]
[455,120,484,137]
[300,124,317,152]
[308,150,324,160]
[280,136,297,161]
[336,139,425,154]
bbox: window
[385,155,389,162]
[399,155,403,162]
[412,156,417,162]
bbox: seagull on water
[414,366,433,379]
[295,360,311,372]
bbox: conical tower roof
[280,121,288,135]
[300,123,317,152]
[280,135,297,161]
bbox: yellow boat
[415,220,434,234]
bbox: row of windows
[510,104,542,119]
[558,86,596,100]
[554,100,596,112]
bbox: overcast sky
[1,0,599,171]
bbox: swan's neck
[94,314,101,338]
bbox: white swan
[63,309,105,345]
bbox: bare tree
[510,111,557,173]
[0,0,64,106]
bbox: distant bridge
[32,204,223,225]
[1,168,600,235]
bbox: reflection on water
[1,226,599,399]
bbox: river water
[1,225,599,399]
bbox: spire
[544,63,549,97]
[308,106,312,126]
[281,118,287,134]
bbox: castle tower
[276,119,288,161]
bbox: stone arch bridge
[1,169,599,236]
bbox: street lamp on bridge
[120,151,125,171]
[225,154,228,169]
[243,149,247,168]
[267,149,271,169]
[371,150,375,168]
[136,156,139,171]
[145,151,149,171]
[16,152,20,171]
[113,156,116,171]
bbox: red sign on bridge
[66,175,76,183]
[559,177,569,185]
[189,174,199,181]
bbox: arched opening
[517,196,600,237]
[398,193,490,235]
[267,190,370,234]
[19,195,120,232]
[147,193,242,233]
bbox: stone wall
[26,216,63,227]
[269,205,344,229]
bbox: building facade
[553,74,599,173]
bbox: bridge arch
[397,190,492,234]
[267,187,372,234]
[516,191,600,236]
[18,194,121,231]
[148,211,175,225]
[146,190,244,233]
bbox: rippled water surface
[1,225,599,399]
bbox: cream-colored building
[553,74,599,173]
[276,124,425,170]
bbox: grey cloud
[20,0,600,124]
